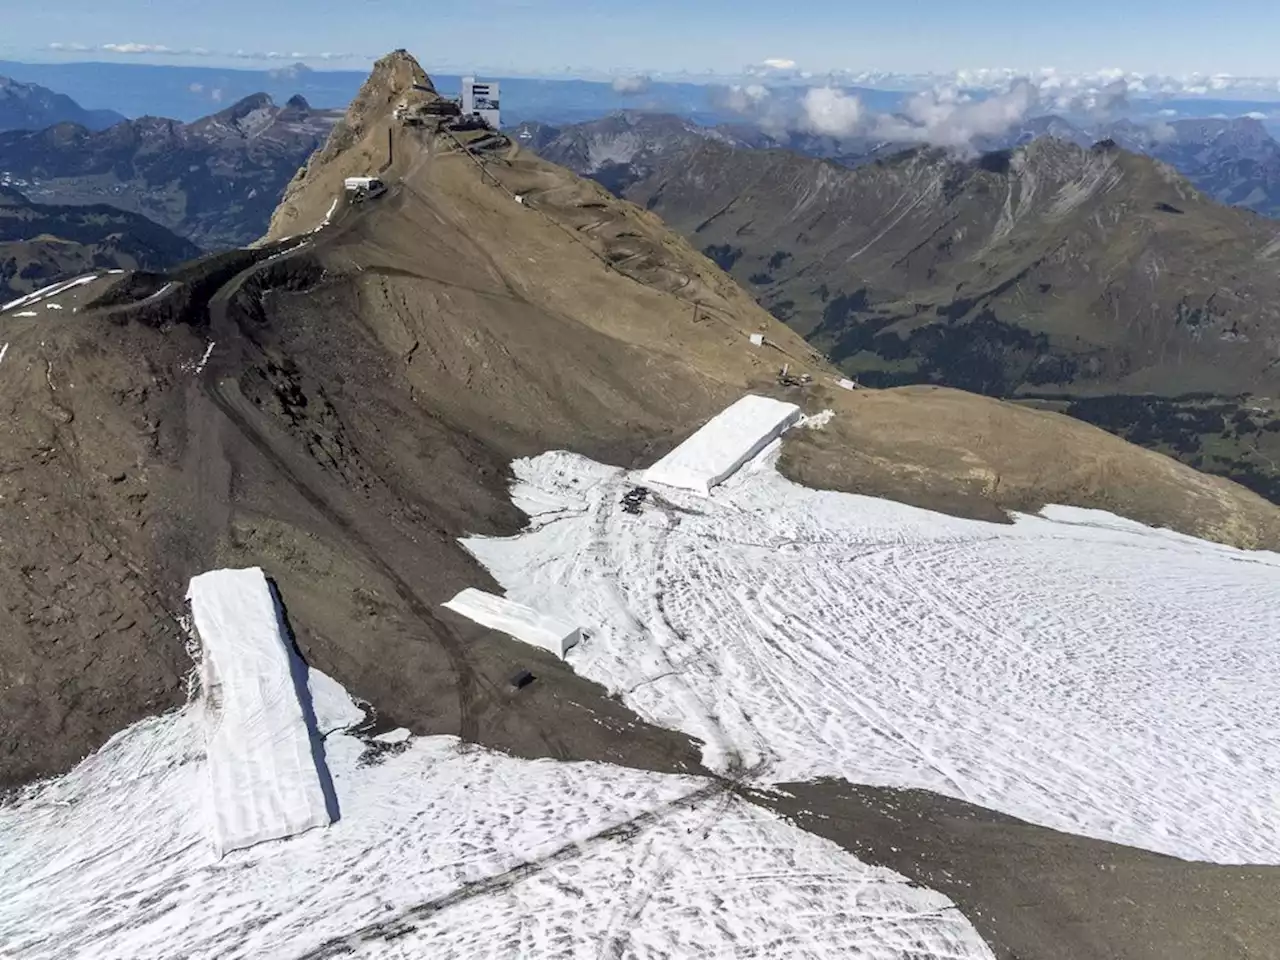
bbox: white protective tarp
[643,394,802,494]
[187,567,332,857]
[443,588,582,659]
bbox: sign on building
[461,77,501,129]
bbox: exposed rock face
[0,94,341,249]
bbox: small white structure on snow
[187,567,333,858]
[443,588,581,659]
[749,333,765,347]
[837,378,857,391]
[643,394,802,495]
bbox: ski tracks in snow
[462,450,1280,865]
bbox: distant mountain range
[526,111,1280,220]
[0,76,124,133]
[527,114,1280,504]
[0,185,200,301]
[0,59,782,127]
[0,94,341,250]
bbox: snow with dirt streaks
[0,274,98,313]
[188,567,334,856]
[0,675,993,960]
[462,448,1280,864]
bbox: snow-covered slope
[0,673,993,960]
[461,449,1280,864]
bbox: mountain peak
[345,49,436,127]
[266,49,442,238]
[285,94,312,111]
[364,49,434,101]
[219,92,275,119]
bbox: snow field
[642,393,802,494]
[187,567,334,856]
[0,675,994,960]
[462,449,1280,864]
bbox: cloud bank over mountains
[47,42,352,62]
[782,63,1280,102]
[715,64,1280,153]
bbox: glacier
[461,448,1280,864]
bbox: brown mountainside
[533,123,1280,503]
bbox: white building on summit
[461,77,501,128]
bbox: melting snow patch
[444,587,583,659]
[460,449,1280,864]
[643,394,801,494]
[0,672,995,960]
[44,303,62,310]
[2,274,100,313]
[13,311,36,318]
[799,408,835,429]
[312,197,340,233]
[193,340,215,374]
[187,567,335,857]
[0,343,8,367]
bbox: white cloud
[873,79,1040,150]
[210,88,224,103]
[744,58,801,80]
[803,87,864,136]
[822,67,1280,103]
[188,82,204,94]
[717,83,771,114]
[101,42,177,55]
[47,42,353,63]
[612,74,652,95]
[787,77,1049,152]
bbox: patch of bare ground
[747,779,1280,960]
[780,383,1280,549]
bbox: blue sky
[5,0,1279,77]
